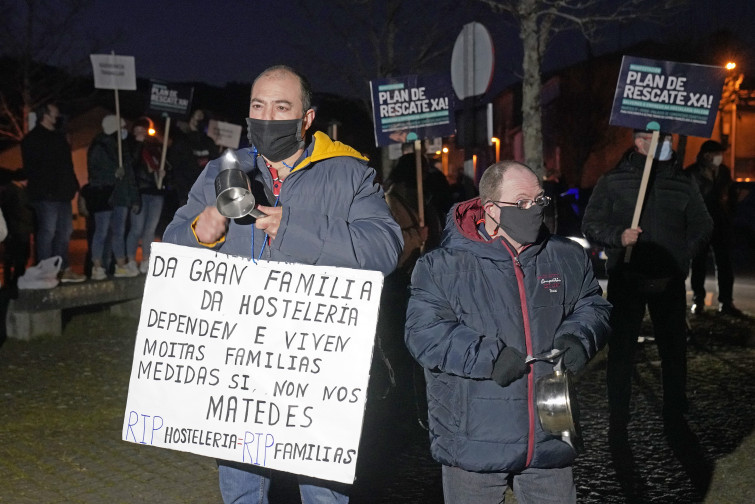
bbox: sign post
[90,53,137,171]
[369,73,456,230]
[147,80,195,189]
[450,22,494,181]
[609,56,726,261]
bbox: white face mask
[658,139,673,161]
[711,154,723,167]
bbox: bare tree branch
[477,0,687,177]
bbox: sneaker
[114,264,139,278]
[91,266,107,281]
[139,258,149,275]
[690,303,704,315]
[59,267,86,283]
[126,261,139,275]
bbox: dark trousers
[606,273,688,429]
[690,228,734,305]
[3,232,31,288]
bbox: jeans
[126,194,164,260]
[218,463,349,504]
[442,464,576,504]
[91,206,129,264]
[32,200,73,268]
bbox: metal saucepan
[214,149,266,219]
[535,355,583,452]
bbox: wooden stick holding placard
[414,139,425,228]
[624,129,659,262]
[111,51,124,173]
[156,116,171,189]
[114,89,124,171]
[413,139,426,253]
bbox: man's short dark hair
[34,101,55,121]
[252,65,313,113]
[479,161,539,204]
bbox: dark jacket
[86,132,139,209]
[0,182,34,235]
[127,138,166,197]
[686,158,735,228]
[20,125,79,202]
[582,149,713,279]
[405,199,611,472]
[167,128,220,206]
[163,131,403,276]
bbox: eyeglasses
[489,195,551,210]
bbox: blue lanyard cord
[251,193,280,264]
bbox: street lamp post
[723,62,743,175]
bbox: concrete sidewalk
[1,282,754,503]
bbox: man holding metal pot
[163,65,403,504]
[405,161,611,503]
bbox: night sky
[6,0,755,100]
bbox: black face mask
[245,117,305,162]
[492,204,544,245]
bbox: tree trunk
[519,5,545,179]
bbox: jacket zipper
[507,244,535,467]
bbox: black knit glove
[554,334,588,373]
[491,346,528,387]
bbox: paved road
[0,272,753,503]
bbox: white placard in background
[90,54,137,90]
[208,120,243,149]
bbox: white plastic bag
[17,256,62,290]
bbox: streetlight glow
[726,61,736,70]
[491,136,500,163]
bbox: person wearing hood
[405,161,611,503]
[687,140,741,316]
[582,129,713,451]
[86,114,139,280]
[163,65,402,504]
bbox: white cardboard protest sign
[122,242,384,484]
[208,120,243,149]
[90,54,137,91]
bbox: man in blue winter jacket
[405,161,611,504]
[163,65,403,504]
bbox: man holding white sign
[163,65,402,503]
[581,129,712,449]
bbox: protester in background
[86,115,139,280]
[162,65,402,504]
[405,161,611,503]
[20,101,86,282]
[446,164,478,204]
[167,108,219,208]
[582,129,713,449]
[384,151,452,259]
[0,169,34,293]
[125,117,166,274]
[687,140,742,316]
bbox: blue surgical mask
[658,139,673,161]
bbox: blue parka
[405,198,611,472]
[163,131,403,276]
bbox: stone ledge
[11,276,145,311]
[7,276,146,340]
